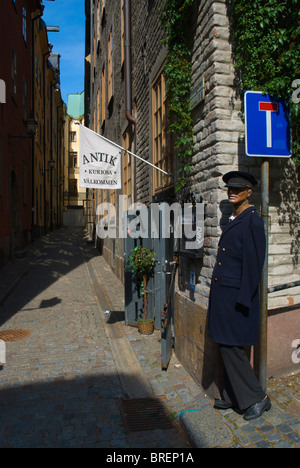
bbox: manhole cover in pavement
[118,397,174,432]
[0,329,31,342]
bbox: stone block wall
[174,0,299,384]
[177,0,300,314]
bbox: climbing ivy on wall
[230,0,300,164]
[159,0,300,183]
[159,0,194,191]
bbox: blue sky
[42,0,85,103]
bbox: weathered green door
[124,208,155,326]
[124,206,174,369]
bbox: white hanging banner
[79,125,122,190]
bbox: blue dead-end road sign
[244,91,291,158]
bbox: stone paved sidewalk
[90,236,300,449]
[0,227,299,449]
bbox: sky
[42,0,86,104]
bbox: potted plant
[126,246,156,334]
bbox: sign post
[259,159,269,391]
[244,91,291,391]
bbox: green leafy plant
[126,247,156,320]
[230,0,300,164]
[159,0,194,190]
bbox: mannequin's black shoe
[243,396,271,421]
[214,399,233,410]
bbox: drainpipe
[124,0,137,201]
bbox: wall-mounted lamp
[25,113,39,136]
[9,112,38,141]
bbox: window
[69,179,78,195]
[108,27,113,103]
[152,71,174,192]
[22,7,27,42]
[69,152,78,168]
[11,46,17,100]
[69,131,77,142]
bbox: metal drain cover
[118,397,173,432]
[0,329,31,342]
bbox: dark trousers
[219,345,266,411]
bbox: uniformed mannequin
[208,171,271,420]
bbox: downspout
[124,0,137,201]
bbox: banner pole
[77,123,174,179]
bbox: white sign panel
[79,125,122,190]
[0,339,6,365]
[244,91,291,158]
[0,80,6,104]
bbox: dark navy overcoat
[207,206,266,346]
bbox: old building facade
[0,0,64,266]
[85,0,300,388]
[62,92,86,228]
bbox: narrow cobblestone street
[0,228,187,448]
[0,228,299,449]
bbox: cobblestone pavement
[0,228,299,449]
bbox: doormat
[0,329,31,342]
[118,397,174,432]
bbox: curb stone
[179,406,233,448]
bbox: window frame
[152,69,174,194]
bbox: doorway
[124,204,175,369]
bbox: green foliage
[126,246,156,279]
[126,247,155,320]
[159,0,194,190]
[230,0,300,164]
